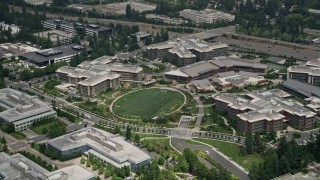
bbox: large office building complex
[164,58,268,81]
[179,9,235,24]
[19,44,92,67]
[47,127,150,172]
[146,37,228,66]
[0,152,95,180]
[42,19,113,37]
[57,56,143,96]
[214,89,316,132]
[0,88,56,131]
[282,79,320,99]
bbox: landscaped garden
[31,118,67,138]
[191,138,264,170]
[112,88,185,119]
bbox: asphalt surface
[218,35,320,61]
[171,138,249,180]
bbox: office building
[0,152,95,180]
[33,30,74,46]
[214,89,316,132]
[211,71,265,88]
[0,88,56,131]
[0,22,20,35]
[47,127,150,172]
[282,79,320,99]
[57,66,120,96]
[146,37,228,64]
[42,19,113,37]
[164,58,268,81]
[19,44,92,67]
[179,9,235,24]
[131,31,151,42]
[287,66,320,86]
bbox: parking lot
[218,36,320,61]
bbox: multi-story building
[19,44,92,67]
[0,88,56,131]
[47,127,150,172]
[287,66,320,86]
[33,30,74,46]
[164,58,268,81]
[237,109,285,133]
[214,89,316,132]
[179,9,235,24]
[168,45,197,66]
[56,66,120,96]
[0,152,95,180]
[282,79,320,99]
[42,19,113,37]
[146,37,228,64]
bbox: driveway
[171,138,249,180]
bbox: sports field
[112,88,185,119]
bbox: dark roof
[19,44,92,63]
[282,79,320,98]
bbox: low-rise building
[287,66,320,86]
[0,152,95,180]
[211,71,265,88]
[165,58,268,81]
[47,127,150,172]
[214,89,316,132]
[33,30,74,46]
[42,19,113,37]
[0,43,39,59]
[179,9,235,24]
[282,79,320,99]
[19,44,92,67]
[131,31,151,42]
[190,79,215,92]
[0,88,56,131]
[0,22,20,35]
[145,14,187,25]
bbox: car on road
[205,151,209,155]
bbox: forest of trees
[249,134,320,179]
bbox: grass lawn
[142,138,180,156]
[192,138,264,170]
[30,119,64,135]
[185,139,203,145]
[113,88,185,119]
[11,132,27,140]
[267,63,287,71]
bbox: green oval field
[112,88,185,119]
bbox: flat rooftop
[0,88,55,123]
[283,79,320,98]
[19,44,92,64]
[48,127,150,165]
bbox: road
[171,138,249,180]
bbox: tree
[134,134,140,143]
[245,131,254,154]
[125,126,131,140]
[104,170,111,178]
[279,156,291,175]
[175,155,189,172]
[98,166,104,174]
[80,157,86,164]
[1,137,6,144]
[157,156,165,165]
[253,133,266,153]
